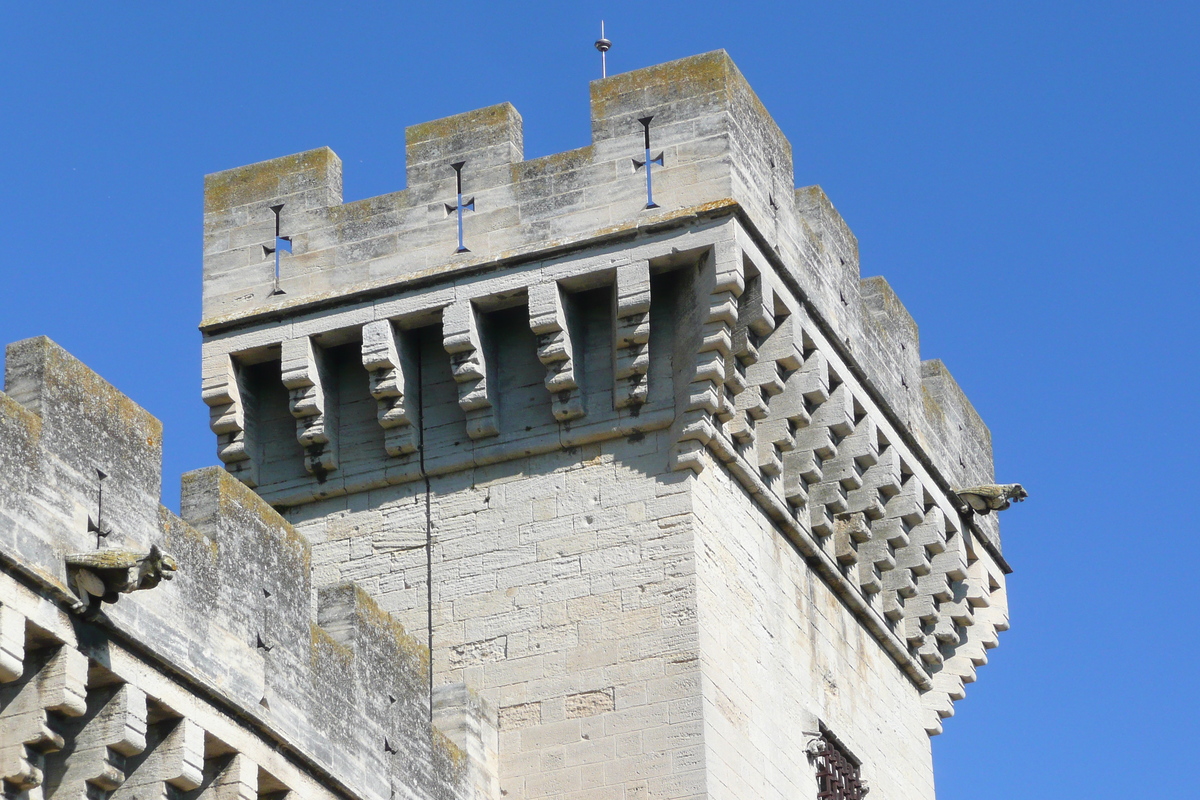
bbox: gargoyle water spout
[956,483,1028,514]
[66,544,178,604]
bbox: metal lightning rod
[595,21,612,79]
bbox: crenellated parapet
[201,51,996,523]
[199,50,1016,740]
[0,337,486,800]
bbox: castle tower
[200,52,1013,800]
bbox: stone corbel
[778,347,835,510]
[882,469,927,537]
[718,269,769,427]
[832,512,870,568]
[36,646,88,718]
[903,508,960,665]
[159,718,205,793]
[964,557,994,613]
[924,528,970,652]
[923,556,1004,736]
[793,346,832,410]
[362,320,421,457]
[704,243,744,425]
[846,443,903,521]
[200,751,258,800]
[822,414,878,492]
[281,337,339,476]
[727,278,783,447]
[855,523,898,596]
[755,317,808,478]
[443,299,498,439]
[935,533,974,633]
[789,383,855,536]
[808,409,878,538]
[112,717,204,800]
[887,478,932,561]
[924,669,967,734]
[948,561,1005,669]
[839,445,905,597]
[672,242,744,473]
[529,282,584,421]
[0,645,88,790]
[51,682,147,797]
[201,353,257,487]
[613,261,651,410]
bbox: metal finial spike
[595,21,612,78]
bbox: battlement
[0,337,486,800]
[201,52,996,539]
[203,53,786,328]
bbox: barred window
[812,731,866,800]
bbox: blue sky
[1,3,1197,797]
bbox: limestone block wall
[286,430,704,800]
[691,451,934,800]
[0,338,478,800]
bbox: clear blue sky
[2,3,1197,797]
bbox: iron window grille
[812,731,866,800]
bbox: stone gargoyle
[66,544,178,604]
[955,483,1028,514]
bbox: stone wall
[286,430,705,799]
[691,449,934,799]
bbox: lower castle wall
[0,570,349,800]
[288,429,709,800]
[0,338,470,800]
[690,452,935,800]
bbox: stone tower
[200,51,1013,799]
